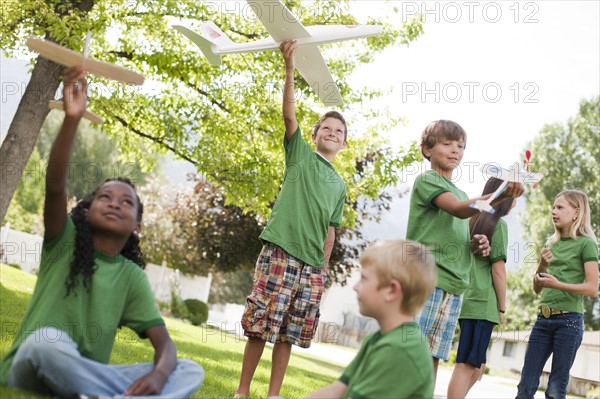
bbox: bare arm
[305,380,348,399]
[432,182,524,219]
[491,260,506,323]
[44,66,87,240]
[535,261,599,297]
[323,226,335,268]
[533,247,551,294]
[280,40,299,141]
[125,325,177,396]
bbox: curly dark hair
[66,178,145,296]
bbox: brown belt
[539,304,568,318]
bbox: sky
[346,0,599,247]
[1,1,598,262]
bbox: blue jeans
[8,327,204,399]
[516,313,583,399]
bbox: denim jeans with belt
[8,327,204,399]
[516,312,583,399]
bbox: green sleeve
[329,187,346,227]
[414,172,450,209]
[339,334,371,385]
[489,220,509,263]
[283,126,313,165]
[581,238,599,262]
[122,268,164,338]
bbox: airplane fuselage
[213,25,382,54]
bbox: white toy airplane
[27,35,145,124]
[470,163,544,214]
[173,0,382,106]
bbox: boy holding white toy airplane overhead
[234,40,347,398]
[407,120,525,387]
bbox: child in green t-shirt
[1,66,203,398]
[448,177,515,399]
[235,40,347,398]
[306,240,437,399]
[517,190,598,399]
[407,120,524,383]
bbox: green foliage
[170,290,189,320]
[5,147,45,234]
[2,0,423,228]
[184,298,209,326]
[505,263,538,330]
[141,176,263,276]
[520,96,599,248]
[519,96,599,330]
[4,112,149,232]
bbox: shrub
[171,291,189,320]
[184,299,209,326]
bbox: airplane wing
[248,0,311,40]
[295,45,343,106]
[27,37,144,85]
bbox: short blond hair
[359,240,436,316]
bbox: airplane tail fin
[200,21,235,48]
[173,24,223,66]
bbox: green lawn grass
[0,264,346,398]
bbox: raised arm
[44,66,87,240]
[125,325,177,396]
[280,40,299,141]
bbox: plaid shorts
[241,243,326,348]
[414,287,463,361]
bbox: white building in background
[487,330,600,397]
[1,224,212,303]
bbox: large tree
[4,112,148,234]
[0,0,423,226]
[519,96,599,330]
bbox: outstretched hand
[62,66,88,120]
[279,40,297,72]
[500,181,525,199]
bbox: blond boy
[306,240,436,399]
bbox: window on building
[503,341,516,358]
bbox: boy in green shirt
[235,40,347,398]
[407,120,524,383]
[306,240,437,399]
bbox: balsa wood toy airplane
[470,163,544,214]
[27,35,145,124]
[173,0,382,106]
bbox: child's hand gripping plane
[470,162,543,214]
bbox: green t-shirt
[259,126,346,267]
[0,217,164,384]
[540,236,599,314]
[339,322,433,399]
[406,170,472,294]
[460,219,508,324]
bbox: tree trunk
[0,57,63,225]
